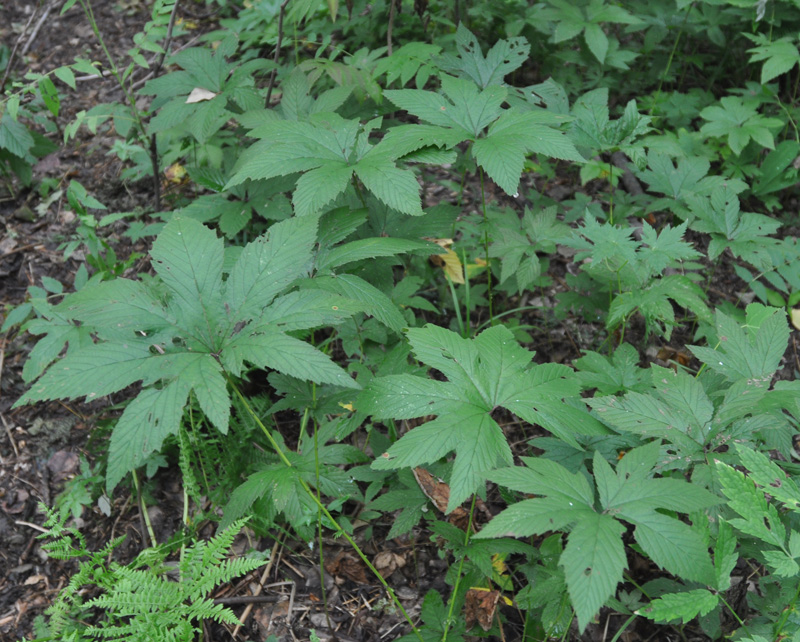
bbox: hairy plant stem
[228,378,423,642]
[442,494,477,642]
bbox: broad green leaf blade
[637,589,718,623]
[21,320,92,383]
[472,130,527,195]
[292,162,353,217]
[358,374,463,419]
[561,513,626,633]
[354,154,424,216]
[317,237,438,271]
[507,398,609,449]
[15,341,157,405]
[584,23,609,63]
[378,124,467,158]
[650,365,713,434]
[306,274,407,332]
[150,216,224,322]
[476,497,592,538]
[106,382,189,491]
[406,324,484,398]
[176,354,230,434]
[474,325,535,403]
[490,458,595,506]
[224,327,359,389]
[626,508,714,584]
[225,216,317,323]
[438,23,530,88]
[260,290,361,331]
[56,279,176,338]
[372,406,512,511]
[611,477,720,513]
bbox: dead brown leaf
[374,551,406,578]
[465,588,500,631]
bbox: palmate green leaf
[359,375,463,418]
[624,507,715,584]
[228,112,424,216]
[372,406,512,511]
[637,153,712,200]
[18,216,361,490]
[481,442,716,631]
[386,76,505,136]
[363,325,594,511]
[745,33,800,84]
[700,97,783,155]
[437,23,529,89]
[689,305,789,381]
[473,110,583,195]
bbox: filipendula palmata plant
[13,215,363,491]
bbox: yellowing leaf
[164,163,187,183]
[791,307,800,331]
[440,249,465,283]
[427,238,465,283]
[186,87,217,104]
[491,553,507,575]
[338,402,354,412]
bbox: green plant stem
[228,377,423,642]
[446,277,466,338]
[442,494,477,642]
[478,168,494,324]
[650,3,693,117]
[310,386,334,631]
[131,470,157,548]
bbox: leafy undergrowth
[3,0,800,641]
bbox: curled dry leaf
[374,551,406,578]
[465,588,501,631]
[413,467,473,532]
[324,551,368,585]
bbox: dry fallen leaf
[374,551,406,578]
[324,551,368,584]
[413,467,449,512]
[465,588,501,631]
[413,467,473,531]
[186,87,217,103]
